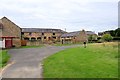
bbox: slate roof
[61,31,80,37]
[61,31,96,38]
[22,28,66,33]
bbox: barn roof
[61,31,80,37]
[22,28,66,33]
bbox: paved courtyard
[2,45,80,78]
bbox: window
[37,37,41,40]
[53,33,55,35]
[42,33,44,35]
[21,32,24,35]
[24,37,29,41]
[52,37,56,39]
[31,37,36,41]
[44,37,46,39]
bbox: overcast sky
[0,0,119,33]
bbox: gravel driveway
[2,45,80,78]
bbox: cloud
[0,0,118,33]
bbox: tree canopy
[102,34,113,42]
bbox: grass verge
[43,42,118,78]
[0,50,10,68]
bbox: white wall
[0,39,5,48]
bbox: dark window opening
[52,37,56,39]
[37,37,41,40]
[21,32,24,35]
[31,37,36,41]
[53,33,55,35]
[44,37,46,39]
[42,33,44,35]
[24,37,29,41]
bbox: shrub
[102,34,113,42]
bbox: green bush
[102,34,113,42]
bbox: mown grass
[43,42,118,78]
[0,50,10,68]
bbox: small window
[42,33,44,35]
[37,37,41,40]
[21,32,24,35]
[53,33,55,35]
[44,37,46,39]
[24,37,29,41]
[52,37,56,39]
[31,37,36,41]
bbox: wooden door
[5,38,12,48]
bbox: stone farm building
[21,28,66,45]
[61,30,97,44]
[0,17,98,48]
[0,17,21,48]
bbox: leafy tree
[115,28,120,37]
[88,35,97,42]
[104,28,120,37]
[102,34,113,42]
[88,35,93,41]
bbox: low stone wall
[26,41,42,46]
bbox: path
[2,45,80,78]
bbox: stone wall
[61,30,88,44]
[22,32,62,43]
[26,41,42,46]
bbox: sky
[0,0,119,33]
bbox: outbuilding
[0,17,21,48]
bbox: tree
[88,35,97,43]
[102,34,113,42]
[88,35,93,42]
[115,28,120,37]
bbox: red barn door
[5,38,12,48]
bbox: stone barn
[21,28,66,46]
[0,17,21,48]
[61,30,97,44]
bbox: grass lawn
[0,50,10,68]
[43,42,118,78]
[20,45,44,48]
